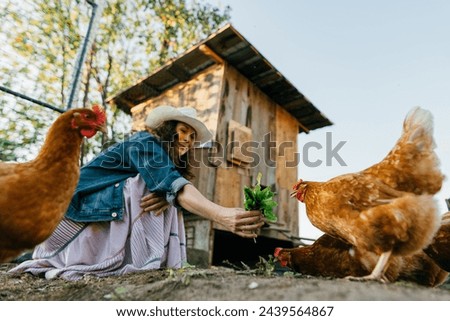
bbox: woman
[10,105,264,280]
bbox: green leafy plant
[243,172,278,222]
[255,255,276,277]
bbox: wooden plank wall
[275,107,300,236]
[213,64,252,210]
[213,64,299,238]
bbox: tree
[0,0,230,162]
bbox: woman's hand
[217,208,265,239]
[140,192,170,216]
[176,184,266,238]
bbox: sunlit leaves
[0,0,230,162]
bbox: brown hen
[291,107,444,282]
[0,105,107,262]
[274,231,448,287]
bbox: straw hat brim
[145,106,212,144]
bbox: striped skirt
[8,175,187,280]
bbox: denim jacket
[65,131,190,222]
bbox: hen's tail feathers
[401,107,444,194]
[364,107,444,194]
[403,106,434,147]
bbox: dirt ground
[1,262,450,301]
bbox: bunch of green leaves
[243,173,278,222]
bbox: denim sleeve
[125,137,190,203]
[167,177,191,207]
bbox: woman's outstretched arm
[176,184,265,238]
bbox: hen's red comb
[92,104,106,124]
[274,247,283,257]
[292,179,303,191]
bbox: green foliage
[255,255,276,277]
[0,0,231,162]
[223,256,276,277]
[243,173,278,222]
[0,100,58,162]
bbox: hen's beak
[273,248,289,267]
[291,179,303,198]
[97,122,108,136]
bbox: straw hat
[145,105,212,144]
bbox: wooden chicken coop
[108,24,332,267]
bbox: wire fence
[0,0,104,161]
[0,0,100,113]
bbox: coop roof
[108,24,332,132]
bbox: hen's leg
[346,251,392,282]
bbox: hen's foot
[345,274,388,283]
[345,251,392,283]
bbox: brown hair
[151,120,194,180]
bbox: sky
[220,0,450,239]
